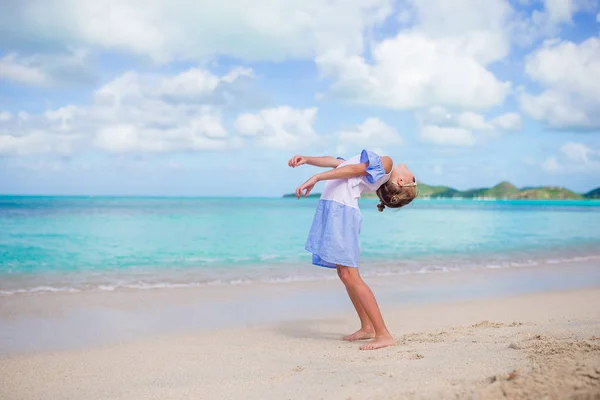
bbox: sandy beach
[1,279,599,400]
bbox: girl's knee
[337,265,359,285]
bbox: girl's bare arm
[313,163,369,181]
[295,156,393,198]
[288,155,344,169]
[295,163,369,198]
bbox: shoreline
[1,286,599,399]
[2,246,599,297]
[1,259,600,356]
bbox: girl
[289,149,417,350]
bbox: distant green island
[284,182,600,200]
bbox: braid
[375,181,390,212]
[375,179,417,211]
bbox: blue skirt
[305,200,362,268]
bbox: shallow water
[1,196,599,294]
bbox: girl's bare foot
[359,335,396,350]
[343,328,375,341]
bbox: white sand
[1,287,599,400]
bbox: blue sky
[0,0,599,196]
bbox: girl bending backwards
[289,149,417,350]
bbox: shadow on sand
[273,317,348,340]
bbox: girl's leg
[337,265,395,350]
[337,266,375,341]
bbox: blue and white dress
[305,149,392,269]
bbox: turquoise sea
[1,196,599,295]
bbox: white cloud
[513,0,598,44]
[520,37,600,129]
[0,131,81,156]
[0,66,252,156]
[536,0,596,25]
[561,142,598,165]
[420,125,475,146]
[317,33,512,111]
[94,67,253,107]
[542,142,600,173]
[541,156,561,172]
[0,54,48,86]
[158,67,253,100]
[336,117,402,154]
[317,0,513,110]
[92,118,234,153]
[408,0,512,63]
[0,106,84,156]
[458,112,494,131]
[0,49,94,86]
[88,69,247,152]
[540,0,584,24]
[1,0,392,63]
[44,105,79,131]
[490,112,522,131]
[416,107,521,146]
[338,118,403,146]
[421,107,520,131]
[234,107,319,149]
[316,0,600,112]
[524,38,599,94]
[597,11,600,21]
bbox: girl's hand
[288,155,306,168]
[296,176,318,199]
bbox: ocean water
[1,196,599,295]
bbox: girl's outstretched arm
[288,155,343,169]
[295,163,369,198]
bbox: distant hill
[512,187,583,200]
[480,182,520,199]
[284,182,598,200]
[413,182,585,200]
[584,187,600,199]
[415,184,462,198]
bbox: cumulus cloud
[339,118,402,146]
[520,37,600,129]
[0,54,49,86]
[234,107,319,149]
[510,0,598,45]
[336,117,402,153]
[416,107,521,146]
[490,112,522,131]
[542,142,600,173]
[420,126,475,146]
[317,0,514,111]
[317,0,600,112]
[0,131,81,156]
[533,0,597,27]
[458,112,494,131]
[0,49,95,86]
[0,67,252,156]
[0,0,392,63]
[0,109,84,156]
[317,35,511,111]
[92,117,235,153]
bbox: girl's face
[390,163,415,187]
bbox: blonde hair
[375,179,417,212]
